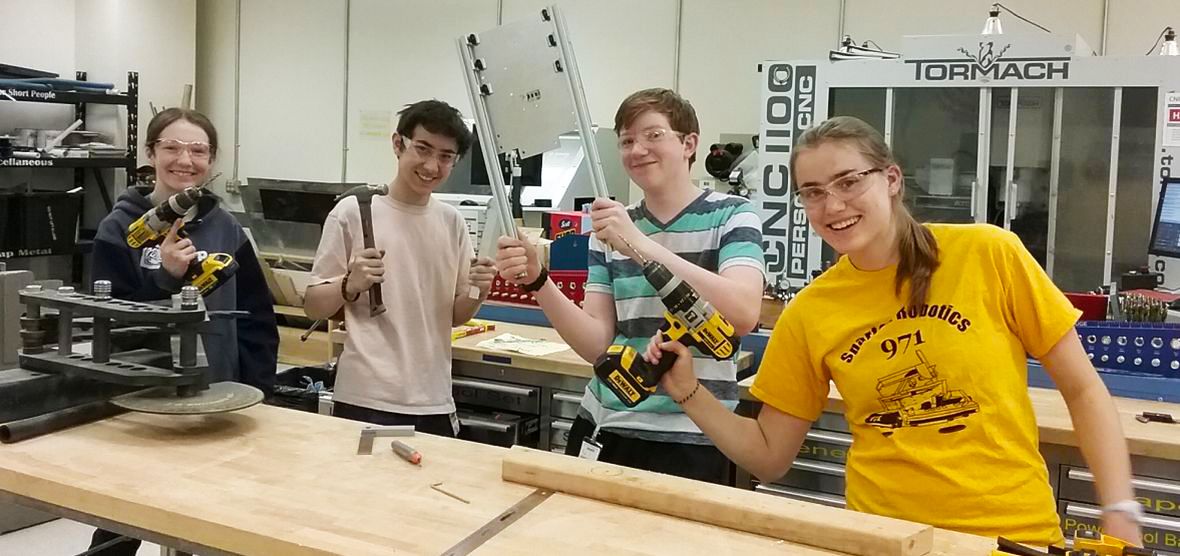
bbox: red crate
[550,270,588,306]
[489,275,538,306]
[1065,292,1107,321]
[487,271,588,308]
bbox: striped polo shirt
[580,189,765,444]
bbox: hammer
[335,184,389,317]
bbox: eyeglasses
[152,138,213,160]
[403,137,459,166]
[617,127,684,152]
[794,167,883,208]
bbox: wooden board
[277,326,332,367]
[737,376,1180,462]
[502,446,934,556]
[0,405,993,555]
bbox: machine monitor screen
[470,126,543,188]
[258,188,340,226]
[1149,178,1180,259]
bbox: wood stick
[502,445,933,556]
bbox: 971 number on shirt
[881,330,925,359]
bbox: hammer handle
[357,200,385,317]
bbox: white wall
[75,0,197,161]
[237,0,347,184]
[196,0,240,206]
[196,0,1180,191]
[680,0,840,183]
[1106,0,1180,56]
[344,0,498,186]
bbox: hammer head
[334,183,390,204]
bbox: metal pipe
[57,309,73,356]
[232,0,242,187]
[837,0,847,48]
[1047,87,1064,278]
[92,317,110,364]
[341,0,351,182]
[1104,87,1123,285]
[552,6,609,199]
[1100,0,1110,55]
[0,401,124,444]
[673,0,683,92]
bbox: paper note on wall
[359,110,392,140]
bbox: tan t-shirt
[311,194,473,414]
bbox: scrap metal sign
[757,62,823,288]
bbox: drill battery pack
[188,253,238,296]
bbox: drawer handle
[552,392,583,404]
[550,420,573,432]
[791,459,846,477]
[805,430,853,447]
[452,379,537,397]
[755,483,845,507]
[458,416,514,433]
[1067,469,1180,496]
[1064,502,1180,533]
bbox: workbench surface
[333,320,755,378]
[0,405,996,555]
[739,376,1180,461]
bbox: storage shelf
[1,86,132,106]
[0,157,134,169]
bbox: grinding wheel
[110,382,264,415]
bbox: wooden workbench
[738,376,1180,462]
[0,405,994,555]
[330,320,755,378]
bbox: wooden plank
[277,325,330,366]
[502,445,934,556]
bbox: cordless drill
[124,179,238,296]
[593,247,738,408]
[993,530,1155,555]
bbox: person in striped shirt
[496,88,765,483]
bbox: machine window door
[891,88,980,224]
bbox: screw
[480,84,493,96]
[57,286,75,295]
[466,33,479,46]
[93,280,112,300]
[473,58,486,71]
[554,60,564,73]
[180,285,199,309]
[24,284,43,293]
[540,8,551,21]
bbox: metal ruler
[440,489,553,555]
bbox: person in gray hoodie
[87,107,278,555]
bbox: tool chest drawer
[814,412,851,434]
[1059,501,1180,554]
[1060,466,1180,519]
[798,430,852,465]
[549,418,573,452]
[754,482,845,508]
[457,410,539,448]
[452,377,540,414]
[774,459,847,496]
[550,389,583,420]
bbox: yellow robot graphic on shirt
[864,350,979,436]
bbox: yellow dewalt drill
[994,530,1155,555]
[125,181,237,296]
[593,244,737,408]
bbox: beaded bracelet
[674,382,701,405]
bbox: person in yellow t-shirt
[645,116,1143,547]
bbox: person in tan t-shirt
[305,100,496,436]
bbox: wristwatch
[520,266,549,293]
[1102,499,1145,524]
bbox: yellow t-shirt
[751,223,1081,546]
